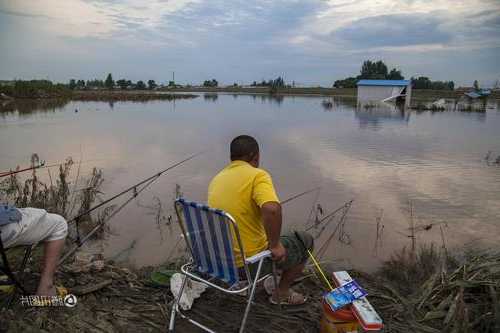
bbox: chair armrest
[245,250,271,264]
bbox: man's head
[230,135,260,167]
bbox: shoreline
[2,87,499,102]
[2,245,498,332]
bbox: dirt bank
[1,259,324,333]
[2,246,499,332]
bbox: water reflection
[1,94,499,271]
[354,103,410,130]
[203,93,218,102]
[0,98,70,117]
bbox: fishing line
[58,152,203,264]
[280,187,321,205]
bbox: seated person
[208,135,313,305]
[0,205,67,296]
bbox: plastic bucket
[320,298,360,333]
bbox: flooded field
[1,94,499,271]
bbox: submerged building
[357,80,412,107]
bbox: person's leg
[32,213,68,296]
[36,238,65,296]
[276,261,306,294]
[272,231,314,304]
[3,209,68,296]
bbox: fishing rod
[67,152,202,225]
[305,199,354,232]
[281,187,321,205]
[294,231,333,291]
[0,158,107,178]
[0,161,46,178]
[59,152,203,264]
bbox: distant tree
[69,79,77,90]
[334,60,405,88]
[233,83,238,87]
[1,79,70,98]
[360,60,388,79]
[136,80,146,90]
[168,81,176,87]
[203,79,218,87]
[251,77,286,88]
[116,79,129,90]
[105,73,114,89]
[333,77,357,88]
[473,80,479,91]
[86,79,104,89]
[387,68,404,80]
[76,80,86,89]
[147,79,157,90]
[411,76,454,90]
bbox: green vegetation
[411,76,454,90]
[203,79,218,87]
[116,79,132,89]
[0,154,103,222]
[105,73,114,89]
[68,74,158,91]
[0,80,71,98]
[251,76,287,88]
[136,80,146,90]
[147,80,157,90]
[334,60,455,91]
[334,60,404,88]
[473,80,480,91]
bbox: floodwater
[1,95,500,271]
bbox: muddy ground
[1,260,326,333]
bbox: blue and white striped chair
[169,198,272,333]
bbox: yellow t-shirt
[208,160,280,267]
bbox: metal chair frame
[169,199,272,333]
[0,231,33,307]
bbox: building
[357,80,412,108]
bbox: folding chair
[169,198,273,333]
[0,231,33,306]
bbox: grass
[366,246,500,333]
[0,154,105,250]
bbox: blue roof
[357,80,410,87]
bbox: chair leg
[239,258,264,333]
[168,273,188,332]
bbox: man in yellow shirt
[208,135,313,305]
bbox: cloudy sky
[1,0,499,86]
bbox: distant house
[357,80,412,107]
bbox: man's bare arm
[261,202,286,261]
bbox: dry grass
[0,154,105,246]
[366,246,500,333]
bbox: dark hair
[230,135,259,161]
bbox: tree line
[69,74,158,90]
[0,80,70,98]
[250,76,287,88]
[334,60,455,90]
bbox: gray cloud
[0,0,499,86]
[335,14,453,47]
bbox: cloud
[0,0,201,39]
[0,0,499,85]
[335,14,452,48]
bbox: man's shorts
[0,208,68,248]
[240,231,314,279]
